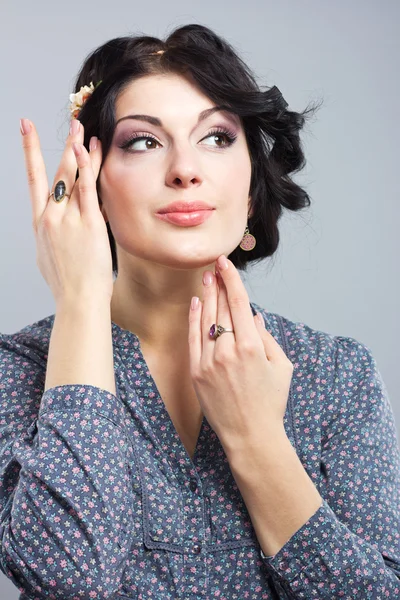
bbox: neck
[110,258,215,353]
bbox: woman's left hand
[188,254,294,452]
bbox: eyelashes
[118,126,238,153]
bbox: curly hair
[72,23,322,277]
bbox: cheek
[99,158,153,207]
[238,150,252,186]
[223,149,252,191]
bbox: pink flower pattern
[0,303,399,598]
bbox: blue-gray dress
[0,302,399,599]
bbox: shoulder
[249,301,376,383]
[0,315,56,432]
[250,303,391,444]
[0,314,55,373]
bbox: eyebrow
[115,105,240,128]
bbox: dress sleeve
[260,335,400,599]
[0,332,134,599]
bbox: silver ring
[48,180,71,203]
[209,324,235,340]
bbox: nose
[165,145,203,189]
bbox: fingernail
[202,271,214,286]
[89,136,98,151]
[257,312,265,326]
[191,296,199,310]
[217,255,229,270]
[69,119,80,136]
[20,118,31,135]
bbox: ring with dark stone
[209,324,235,340]
[54,180,67,202]
[48,180,71,203]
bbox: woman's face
[99,73,252,270]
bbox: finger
[88,137,105,220]
[216,255,257,343]
[88,136,102,180]
[254,311,289,363]
[49,119,84,212]
[214,265,234,347]
[71,142,99,217]
[201,270,218,359]
[20,118,50,229]
[254,312,272,361]
[188,296,203,376]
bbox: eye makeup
[114,106,240,129]
[116,125,239,153]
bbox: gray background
[1,1,399,596]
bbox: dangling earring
[240,223,256,251]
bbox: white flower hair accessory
[69,81,101,119]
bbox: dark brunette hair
[72,23,321,277]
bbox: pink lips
[155,210,214,226]
[157,201,213,213]
[155,201,215,227]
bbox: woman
[1,23,399,599]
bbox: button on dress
[0,301,399,599]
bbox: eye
[119,133,161,152]
[200,127,238,148]
[119,126,238,153]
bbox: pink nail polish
[203,271,213,286]
[20,118,32,135]
[69,119,80,136]
[217,255,229,270]
[89,136,98,151]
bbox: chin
[161,253,220,270]
[118,234,239,270]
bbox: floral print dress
[0,302,399,599]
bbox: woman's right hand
[20,118,114,307]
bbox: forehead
[115,73,241,127]
[116,73,208,110]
